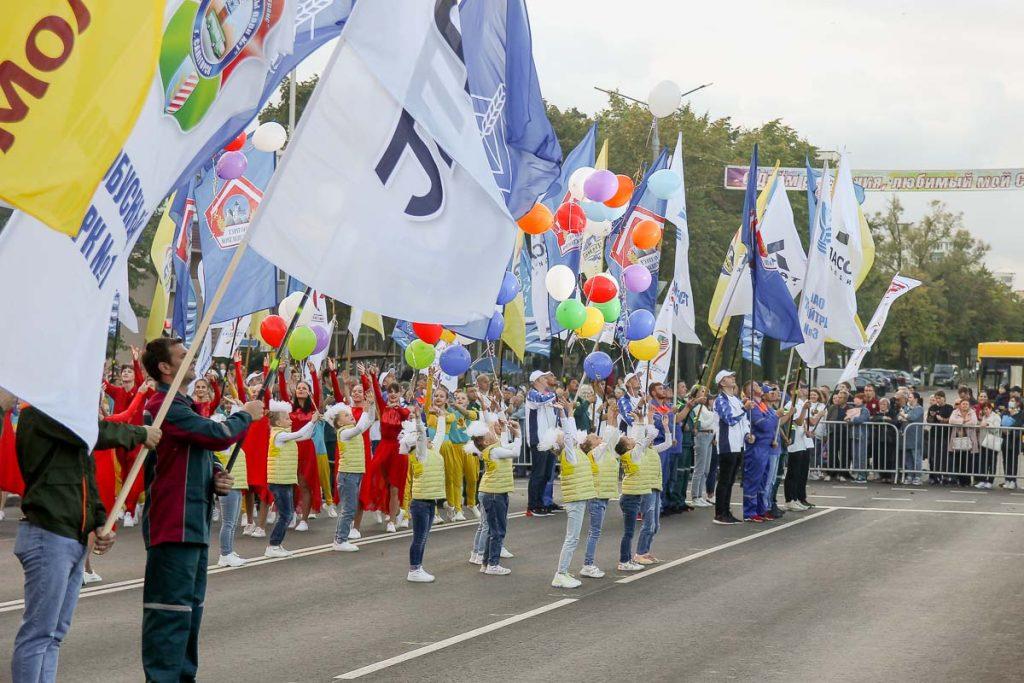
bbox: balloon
[224,130,246,152]
[582,273,617,304]
[604,174,635,208]
[555,299,587,330]
[594,297,621,323]
[577,306,604,338]
[622,264,653,293]
[404,339,436,370]
[279,291,315,326]
[568,166,595,200]
[545,264,576,301]
[288,326,317,361]
[412,322,443,345]
[606,202,629,221]
[626,309,656,340]
[583,351,613,380]
[485,310,505,341]
[647,169,682,200]
[495,272,520,306]
[252,121,287,152]
[628,335,660,361]
[517,203,554,235]
[259,315,287,347]
[583,169,618,203]
[311,324,330,354]
[581,200,610,222]
[440,329,456,344]
[439,344,472,376]
[216,151,247,180]
[647,80,681,118]
[555,201,586,234]
[631,220,661,250]
[585,220,613,238]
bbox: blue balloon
[485,310,505,341]
[439,344,472,376]
[583,351,613,381]
[495,271,520,306]
[581,200,610,222]
[647,169,682,200]
[626,309,655,340]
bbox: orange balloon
[517,203,554,235]
[604,174,635,208]
[631,220,662,250]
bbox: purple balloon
[216,151,248,180]
[311,324,330,355]
[485,310,505,341]
[583,169,618,202]
[622,264,652,293]
[495,271,520,306]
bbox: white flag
[666,133,700,345]
[838,274,921,385]
[249,0,513,327]
[758,179,806,299]
[212,316,251,359]
[347,307,365,342]
[638,295,674,386]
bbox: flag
[838,274,921,385]
[171,190,200,344]
[740,315,764,366]
[500,233,527,360]
[595,140,609,170]
[194,145,278,324]
[249,0,519,327]
[391,321,416,350]
[108,294,121,338]
[519,238,550,356]
[145,196,178,341]
[665,133,700,345]
[0,2,163,235]
[580,139,610,278]
[637,294,673,384]
[211,316,250,359]
[347,308,385,349]
[606,148,670,315]
[285,276,331,331]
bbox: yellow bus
[977,342,1024,391]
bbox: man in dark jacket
[8,385,159,683]
[139,338,263,682]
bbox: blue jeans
[268,484,294,547]
[584,499,609,566]
[218,489,242,556]
[660,451,679,508]
[637,492,661,555]
[618,494,643,563]
[408,499,435,568]
[691,432,714,500]
[557,500,588,573]
[13,523,86,683]
[334,472,363,544]
[480,492,509,566]
[472,514,490,555]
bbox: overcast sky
[298,1,1024,285]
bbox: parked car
[932,363,960,388]
[895,370,922,388]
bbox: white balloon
[606,202,629,221]
[585,220,613,238]
[278,291,315,326]
[567,166,595,201]
[647,80,682,118]
[545,264,577,302]
[252,122,288,152]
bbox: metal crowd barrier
[902,422,1024,486]
[808,420,902,481]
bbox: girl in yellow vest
[635,412,673,565]
[426,387,479,522]
[612,412,665,571]
[581,401,623,579]
[265,400,321,559]
[469,418,521,575]
[327,400,375,553]
[212,410,248,568]
[406,406,447,583]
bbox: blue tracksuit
[742,403,778,518]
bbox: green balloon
[593,297,621,323]
[555,299,587,330]
[405,339,436,370]
[288,326,317,361]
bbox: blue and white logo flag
[108,294,121,338]
[171,187,200,345]
[392,321,416,351]
[518,239,550,356]
[665,133,700,345]
[740,314,764,366]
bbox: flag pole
[773,346,797,445]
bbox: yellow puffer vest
[560,448,598,503]
[594,449,620,499]
[337,428,366,473]
[642,446,662,491]
[479,446,514,494]
[215,449,247,490]
[620,451,651,495]
[411,448,445,500]
[267,428,298,485]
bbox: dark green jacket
[17,407,147,544]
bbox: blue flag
[170,184,199,345]
[743,145,803,344]
[461,0,563,220]
[391,320,416,350]
[741,314,764,366]
[195,146,279,324]
[518,240,550,356]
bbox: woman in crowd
[947,398,978,487]
[278,370,323,530]
[845,393,870,482]
[684,385,716,508]
[977,402,1002,489]
[898,391,925,485]
[1000,398,1022,489]
[551,410,604,589]
[870,397,898,482]
[366,365,412,533]
[824,390,850,481]
[265,401,320,558]
[636,412,673,562]
[784,386,816,511]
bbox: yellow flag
[0,2,163,235]
[361,311,385,338]
[144,195,177,341]
[249,310,269,350]
[501,232,527,361]
[595,139,609,170]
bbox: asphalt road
[2,480,1023,682]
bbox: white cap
[530,370,552,383]
[269,399,292,414]
[715,369,736,385]
[624,372,638,384]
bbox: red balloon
[260,314,288,347]
[412,322,443,345]
[224,130,247,152]
[555,201,587,234]
[583,274,618,304]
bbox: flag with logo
[518,238,550,356]
[665,133,700,345]
[637,294,674,384]
[580,139,610,278]
[211,316,250,358]
[171,188,200,345]
[146,196,179,341]
[838,274,921,385]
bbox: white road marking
[1000,503,1020,507]
[334,599,578,679]
[828,505,1024,516]
[890,488,927,492]
[935,499,976,504]
[808,494,847,499]
[872,497,911,501]
[1010,493,1024,497]
[615,508,837,584]
[947,489,986,495]
[833,486,868,490]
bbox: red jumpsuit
[94,388,151,516]
[279,372,323,513]
[366,373,410,512]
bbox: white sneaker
[217,553,246,568]
[308,512,318,520]
[469,552,483,565]
[287,516,297,529]
[212,506,220,522]
[500,546,514,559]
[453,510,466,522]
[1005,480,1018,490]
[264,545,293,558]
[267,510,278,525]
[484,565,512,576]
[240,514,249,527]
[551,572,582,589]
[327,505,338,518]
[822,475,832,482]
[242,524,255,536]
[407,567,435,583]
[251,527,266,538]
[470,505,481,519]
[386,522,397,533]
[837,475,847,482]
[348,528,362,540]
[579,565,605,579]
[375,511,384,524]
[983,482,993,490]
[396,510,409,529]
[331,541,359,552]
[295,520,309,532]
[0,509,5,521]
[974,482,986,489]
[123,512,135,528]
[694,498,712,508]
[433,514,444,524]
[82,570,103,585]
[617,561,643,572]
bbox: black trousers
[784,449,810,502]
[715,451,741,517]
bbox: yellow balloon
[576,306,604,338]
[628,336,660,361]
[440,329,456,344]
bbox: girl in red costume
[235,352,272,537]
[102,348,148,527]
[191,375,223,419]
[364,365,410,533]
[279,368,323,531]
